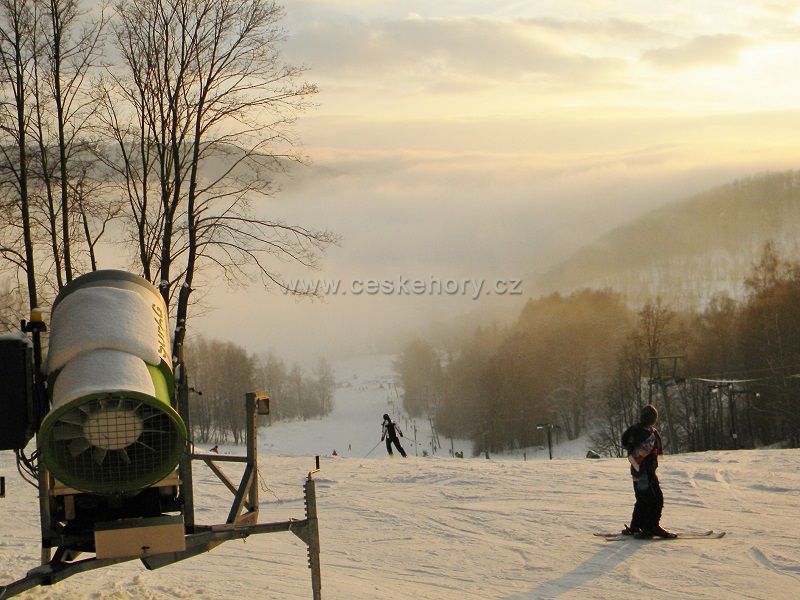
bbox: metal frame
[648,355,686,453]
[1,357,322,599]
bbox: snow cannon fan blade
[38,270,186,494]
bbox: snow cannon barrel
[39,270,186,494]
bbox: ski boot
[651,526,678,539]
[636,526,677,539]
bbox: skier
[210,445,219,454]
[621,404,676,538]
[381,414,407,457]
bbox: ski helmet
[641,404,658,426]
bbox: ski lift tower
[647,355,685,453]
[693,377,763,450]
[536,423,557,460]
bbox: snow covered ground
[255,354,467,459]
[1,356,799,599]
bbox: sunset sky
[196,0,800,362]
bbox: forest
[396,242,800,456]
[184,337,335,444]
[534,171,800,310]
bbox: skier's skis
[594,530,725,541]
[593,528,712,538]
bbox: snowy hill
[2,450,799,599]
[533,171,800,308]
[2,355,799,599]
[255,354,478,459]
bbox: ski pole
[364,440,382,458]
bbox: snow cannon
[38,270,186,494]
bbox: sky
[195,0,800,365]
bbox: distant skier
[210,445,219,454]
[621,405,676,538]
[381,414,407,457]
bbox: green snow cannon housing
[39,270,187,494]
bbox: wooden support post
[202,459,238,496]
[304,476,322,600]
[226,465,254,524]
[245,392,259,514]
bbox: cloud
[280,108,800,275]
[520,17,671,43]
[286,16,626,90]
[196,104,800,361]
[761,1,800,16]
[643,34,752,70]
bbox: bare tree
[0,276,23,327]
[94,78,163,281]
[0,0,110,308]
[311,356,335,415]
[34,0,106,284]
[0,0,38,309]
[100,0,335,354]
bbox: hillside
[2,450,798,599]
[533,171,800,307]
[1,356,799,599]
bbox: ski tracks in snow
[3,449,800,599]
[749,547,800,581]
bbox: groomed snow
[2,450,799,599]
[1,355,798,599]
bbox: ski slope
[253,354,577,461]
[1,356,799,599]
[255,354,464,459]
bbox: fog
[191,0,800,365]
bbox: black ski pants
[386,436,407,457]
[630,474,663,532]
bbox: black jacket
[381,420,403,440]
[621,423,662,478]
